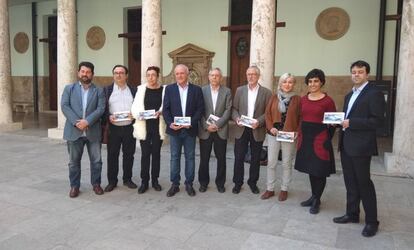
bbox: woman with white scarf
[261,73,301,201]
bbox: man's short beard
[80,77,92,85]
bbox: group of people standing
[61,60,385,237]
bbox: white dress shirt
[247,84,259,118]
[178,82,189,116]
[210,85,219,113]
[109,83,134,126]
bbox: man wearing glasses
[103,65,138,192]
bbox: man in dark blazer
[61,61,106,198]
[102,65,138,193]
[163,64,204,197]
[334,60,385,237]
[232,66,272,194]
[198,68,232,193]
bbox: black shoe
[104,183,117,192]
[217,186,225,193]
[138,183,148,194]
[186,184,196,197]
[166,185,180,197]
[152,182,162,191]
[123,180,138,189]
[232,185,241,194]
[309,199,321,214]
[333,214,360,224]
[249,185,260,194]
[362,223,379,237]
[199,185,207,193]
[300,195,315,207]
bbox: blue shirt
[80,82,89,136]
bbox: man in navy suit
[163,64,204,197]
[61,61,106,198]
[333,60,385,237]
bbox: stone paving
[0,127,413,249]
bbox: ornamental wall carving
[163,43,215,85]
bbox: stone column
[141,0,162,83]
[48,0,78,139]
[0,0,22,132]
[384,0,414,177]
[249,0,276,91]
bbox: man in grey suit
[232,66,272,194]
[198,68,232,193]
[61,61,106,198]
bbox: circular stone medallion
[315,7,350,40]
[14,32,29,53]
[86,26,106,50]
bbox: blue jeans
[67,137,102,188]
[169,130,196,186]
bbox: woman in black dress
[294,69,336,214]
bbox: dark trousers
[233,128,263,187]
[198,132,227,188]
[139,130,163,184]
[341,150,378,224]
[107,124,136,184]
[309,175,326,199]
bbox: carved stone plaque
[86,26,106,50]
[14,32,29,53]
[316,7,350,40]
[164,43,215,85]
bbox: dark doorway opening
[47,16,57,111]
[126,8,142,86]
[228,0,252,96]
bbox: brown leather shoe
[69,187,79,198]
[93,185,104,195]
[278,191,288,201]
[260,190,275,200]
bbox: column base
[384,152,414,178]
[0,122,22,132]
[48,127,64,140]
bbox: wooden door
[127,8,142,86]
[128,38,141,86]
[48,16,57,110]
[229,31,250,96]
